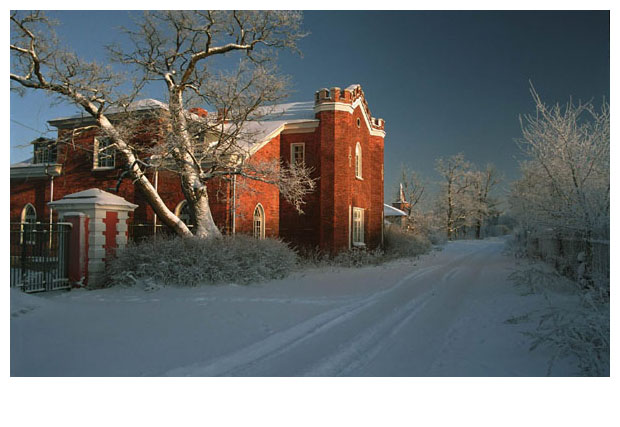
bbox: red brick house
[10,84,386,253]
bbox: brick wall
[11,86,385,254]
[234,136,281,238]
[279,130,322,249]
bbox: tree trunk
[169,87,222,239]
[96,112,193,238]
[180,171,222,239]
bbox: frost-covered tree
[393,166,426,231]
[435,153,476,240]
[10,11,315,238]
[396,166,425,214]
[470,164,502,239]
[509,87,609,240]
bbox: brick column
[61,212,88,287]
[49,188,137,288]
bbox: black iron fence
[10,222,72,292]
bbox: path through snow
[11,238,579,376]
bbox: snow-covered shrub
[331,246,385,267]
[427,229,447,246]
[383,227,431,258]
[526,289,609,376]
[294,246,332,267]
[106,235,297,287]
[509,265,610,376]
[294,228,434,269]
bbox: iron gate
[10,222,72,292]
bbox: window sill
[92,166,115,171]
[355,176,364,181]
[352,242,366,248]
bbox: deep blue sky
[9,10,610,202]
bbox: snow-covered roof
[384,204,407,217]
[49,188,138,210]
[49,99,168,124]
[252,101,315,121]
[11,157,34,168]
[43,98,323,159]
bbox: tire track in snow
[302,290,435,376]
[164,264,442,377]
[165,243,489,377]
[302,244,494,376]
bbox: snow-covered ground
[11,237,581,376]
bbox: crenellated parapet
[314,84,385,132]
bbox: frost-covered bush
[296,228,433,269]
[527,289,609,376]
[509,265,610,376]
[106,235,298,287]
[427,229,447,246]
[383,227,431,258]
[331,246,386,268]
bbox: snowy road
[11,238,578,376]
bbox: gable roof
[384,204,407,217]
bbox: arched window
[253,204,265,239]
[355,142,362,179]
[175,200,192,226]
[20,204,37,244]
[21,203,37,223]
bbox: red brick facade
[10,84,386,253]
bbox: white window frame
[175,200,192,226]
[355,142,363,180]
[33,141,57,164]
[290,143,305,166]
[253,203,265,239]
[20,203,37,245]
[93,136,116,170]
[352,207,365,246]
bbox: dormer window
[93,137,115,169]
[33,139,57,164]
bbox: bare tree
[396,166,425,212]
[394,166,426,231]
[470,164,502,239]
[10,11,315,239]
[435,153,476,240]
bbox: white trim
[10,164,62,178]
[248,120,320,156]
[313,102,354,114]
[348,205,352,250]
[253,203,265,239]
[355,142,363,179]
[281,121,320,134]
[93,136,116,170]
[352,207,364,245]
[290,142,305,166]
[21,203,37,223]
[175,200,191,225]
[313,99,386,138]
[20,204,37,245]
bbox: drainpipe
[49,175,54,224]
[153,170,159,237]
[231,174,236,235]
[45,166,54,249]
